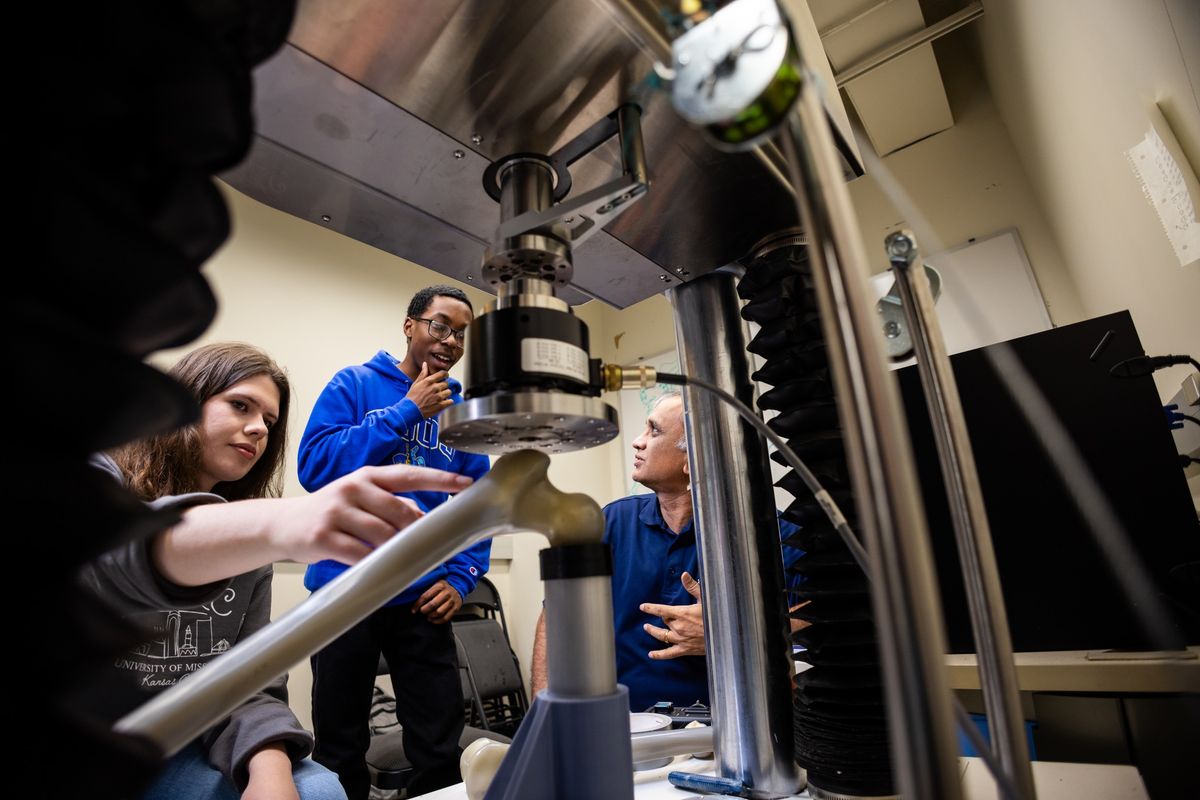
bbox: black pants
[311,604,464,800]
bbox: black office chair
[367,654,510,795]
[454,576,509,640]
[452,618,529,737]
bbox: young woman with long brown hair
[83,342,472,800]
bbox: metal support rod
[835,1,985,86]
[499,159,555,222]
[778,73,963,800]
[617,104,649,186]
[544,575,618,697]
[669,271,801,798]
[488,541,630,800]
[116,450,604,755]
[887,232,1036,800]
[630,726,714,763]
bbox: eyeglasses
[410,317,467,345]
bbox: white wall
[845,34,1084,328]
[974,0,1200,502]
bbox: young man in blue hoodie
[298,285,490,800]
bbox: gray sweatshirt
[79,455,313,790]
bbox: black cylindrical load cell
[464,305,601,399]
[539,542,613,581]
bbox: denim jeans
[142,743,346,800]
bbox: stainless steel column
[887,232,1036,799]
[498,159,553,222]
[669,270,801,798]
[544,574,619,697]
[775,70,963,800]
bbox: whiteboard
[871,228,1053,365]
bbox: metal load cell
[442,105,650,456]
[441,275,618,456]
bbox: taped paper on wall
[1125,111,1200,268]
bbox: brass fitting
[600,363,658,392]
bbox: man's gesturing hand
[641,571,706,660]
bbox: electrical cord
[652,370,1024,800]
[1110,353,1200,378]
[1175,413,1200,428]
[656,371,870,572]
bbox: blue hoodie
[298,350,491,605]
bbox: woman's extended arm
[152,463,474,586]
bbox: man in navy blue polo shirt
[531,392,803,712]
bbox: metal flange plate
[440,391,619,455]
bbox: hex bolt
[885,231,916,262]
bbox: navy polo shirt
[604,493,804,712]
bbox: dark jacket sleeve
[82,536,225,609]
[200,568,313,790]
[81,455,230,607]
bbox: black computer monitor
[895,310,1200,653]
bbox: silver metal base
[440,391,619,454]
